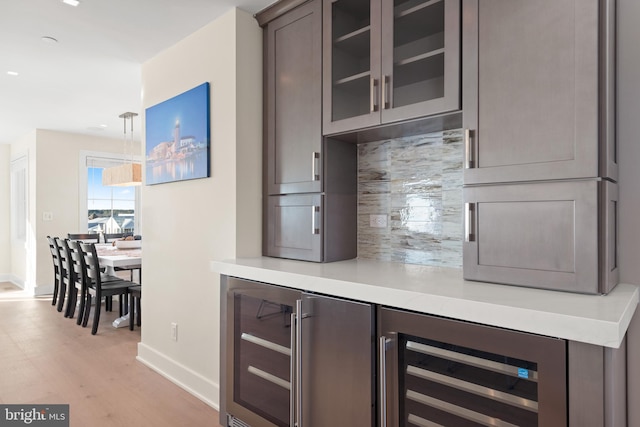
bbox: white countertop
[210,257,639,348]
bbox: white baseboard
[136,342,220,410]
[34,284,54,296]
[0,275,24,289]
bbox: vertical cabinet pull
[311,206,320,235]
[465,203,476,242]
[465,129,475,169]
[290,312,296,427]
[311,152,320,181]
[370,78,378,112]
[295,300,303,427]
[379,336,388,427]
[382,75,390,110]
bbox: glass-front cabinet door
[323,0,460,135]
[381,0,460,123]
[323,0,382,134]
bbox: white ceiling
[0,0,275,144]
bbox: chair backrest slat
[68,233,99,243]
[104,233,132,242]
[54,237,71,283]
[47,236,61,278]
[77,242,102,289]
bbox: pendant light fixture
[102,112,142,187]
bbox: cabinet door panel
[381,0,461,124]
[267,194,323,262]
[323,0,382,135]
[463,0,604,184]
[463,180,611,294]
[267,0,322,195]
[301,294,374,427]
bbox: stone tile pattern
[357,129,463,268]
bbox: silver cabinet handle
[370,78,378,112]
[311,152,320,181]
[311,206,320,235]
[290,311,296,427]
[295,300,303,427]
[465,203,476,242]
[465,129,475,169]
[382,75,389,110]
[379,336,388,427]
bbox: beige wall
[618,0,640,425]
[6,129,138,293]
[0,145,10,277]
[138,8,262,407]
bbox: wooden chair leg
[129,295,135,331]
[82,295,92,327]
[56,282,66,312]
[65,285,77,318]
[136,297,141,326]
[52,280,58,306]
[91,296,101,335]
[76,287,86,326]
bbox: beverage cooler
[378,307,567,427]
[220,276,375,427]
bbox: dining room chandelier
[102,112,142,186]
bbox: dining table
[95,243,142,328]
[95,243,142,273]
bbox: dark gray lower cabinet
[463,179,618,294]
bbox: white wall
[138,8,262,408]
[617,1,640,425]
[0,145,10,278]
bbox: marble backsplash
[357,129,463,268]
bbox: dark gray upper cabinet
[462,0,617,185]
[266,0,322,195]
[323,0,461,136]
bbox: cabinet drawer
[463,180,618,294]
[266,194,323,262]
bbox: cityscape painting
[145,82,210,185]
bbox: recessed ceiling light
[7,71,19,76]
[41,36,58,44]
[62,0,80,6]
[100,124,108,128]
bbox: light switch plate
[369,214,387,228]
[43,211,54,221]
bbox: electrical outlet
[42,211,54,221]
[171,322,178,341]
[369,214,387,228]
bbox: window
[79,152,141,234]
[10,156,28,241]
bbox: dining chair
[67,233,99,242]
[57,238,81,319]
[46,236,64,310]
[77,242,134,335]
[53,237,74,315]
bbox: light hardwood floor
[0,282,224,427]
